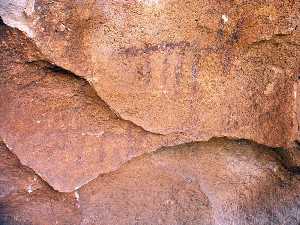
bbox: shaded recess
[1,138,300,225]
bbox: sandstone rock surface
[1,2,300,224]
[1,139,300,225]
[79,138,300,225]
[0,24,192,192]
[1,0,299,147]
[0,141,80,225]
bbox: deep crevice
[48,64,74,75]
[20,55,300,178]
[25,59,166,136]
[10,21,300,179]
[272,145,300,176]
[26,60,82,79]
[289,167,300,175]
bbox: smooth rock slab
[1,0,299,147]
[0,25,189,192]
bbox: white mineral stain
[74,191,80,208]
[24,0,35,16]
[139,0,160,6]
[75,191,80,200]
[58,23,66,32]
[81,131,104,138]
[222,14,229,23]
[27,185,33,193]
[0,0,36,38]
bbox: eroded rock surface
[79,138,300,225]
[1,2,300,223]
[1,0,299,146]
[1,139,299,225]
[0,141,80,225]
[0,24,193,192]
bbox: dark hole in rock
[47,65,72,75]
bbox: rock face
[1,0,300,147]
[0,141,80,225]
[79,138,300,225]
[0,24,193,192]
[1,139,300,225]
[1,1,300,224]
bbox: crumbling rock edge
[2,131,300,193]
[2,136,300,225]
[1,136,300,199]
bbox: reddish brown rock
[1,138,300,225]
[0,25,191,192]
[280,145,300,169]
[297,81,300,143]
[1,2,300,224]
[0,141,80,225]
[78,138,300,225]
[1,0,299,147]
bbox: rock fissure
[0,1,300,223]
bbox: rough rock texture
[1,139,300,225]
[1,0,300,147]
[79,138,300,225]
[1,1,300,224]
[297,81,300,143]
[0,24,193,192]
[290,145,300,167]
[281,145,300,169]
[0,141,80,225]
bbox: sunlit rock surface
[0,24,191,192]
[0,1,300,224]
[1,0,299,146]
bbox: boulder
[0,24,189,192]
[1,0,299,147]
[1,139,299,225]
[79,138,300,225]
[0,1,300,224]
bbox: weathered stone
[280,145,300,169]
[290,146,300,167]
[1,139,300,225]
[0,141,80,225]
[0,25,190,192]
[1,0,299,147]
[59,138,300,225]
[1,1,300,224]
